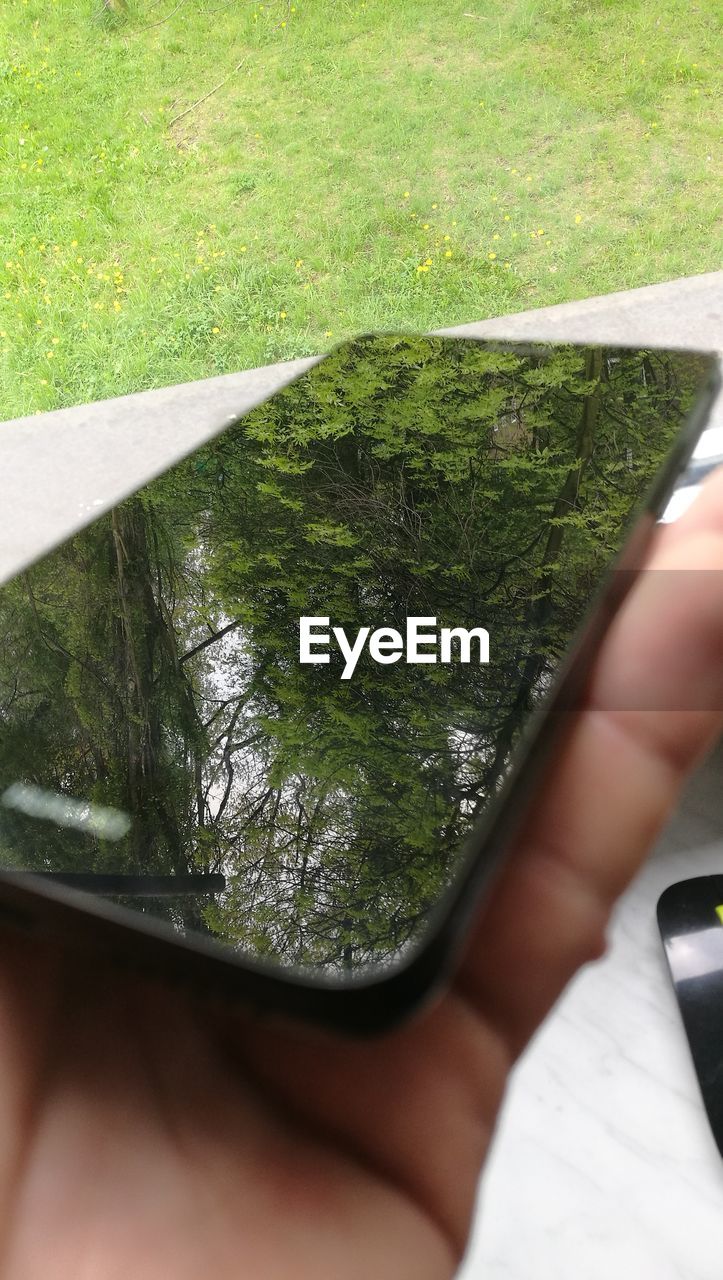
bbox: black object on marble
[658,877,723,1157]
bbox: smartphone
[0,335,718,1032]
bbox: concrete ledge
[438,270,723,351]
[0,272,721,582]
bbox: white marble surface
[459,747,723,1279]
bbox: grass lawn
[0,0,720,418]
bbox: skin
[1,474,723,1279]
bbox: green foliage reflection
[0,338,705,972]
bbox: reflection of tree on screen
[0,338,705,970]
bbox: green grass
[1,0,721,418]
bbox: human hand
[1,472,723,1280]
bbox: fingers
[456,469,723,1058]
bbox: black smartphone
[0,335,718,1032]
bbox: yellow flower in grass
[488,252,496,260]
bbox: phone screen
[0,336,715,977]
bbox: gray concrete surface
[0,270,721,583]
[438,269,723,350]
